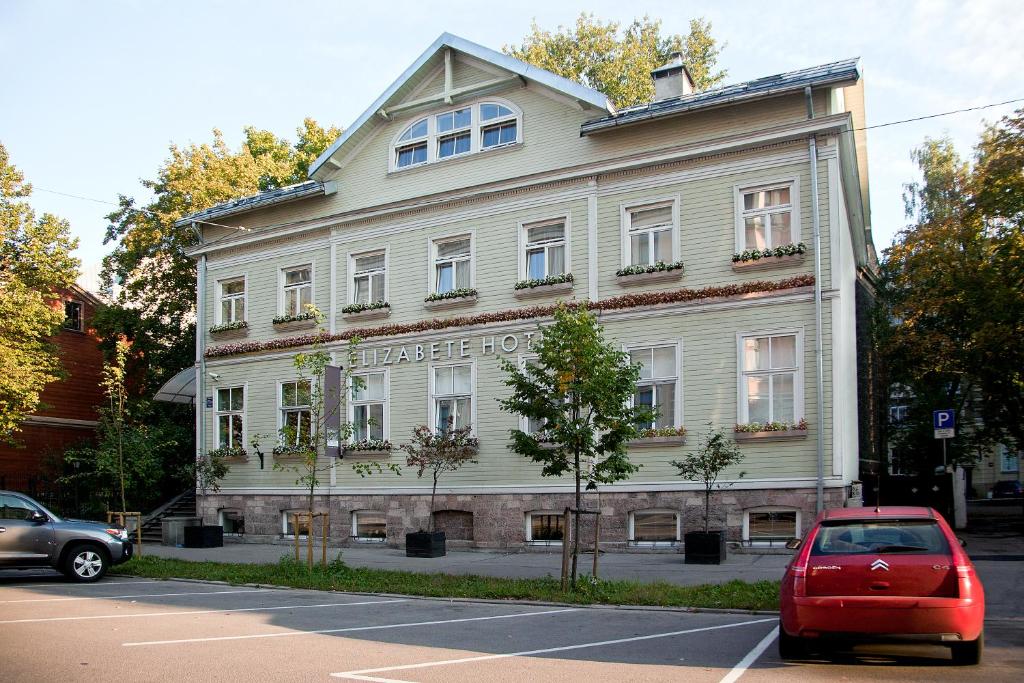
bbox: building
[178,33,877,549]
[0,285,104,497]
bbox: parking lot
[0,571,1021,682]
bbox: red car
[779,506,984,665]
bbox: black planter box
[184,525,224,548]
[406,531,446,558]
[684,531,726,564]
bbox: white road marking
[0,588,264,604]
[718,624,779,683]
[123,608,577,647]
[330,617,778,682]
[0,598,406,624]
[0,580,164,589]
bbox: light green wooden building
[176,33,877,549]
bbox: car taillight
[791,563,807,596]
[956,564,974,578]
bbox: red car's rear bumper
[782,595,984,642]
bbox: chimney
[651,51,695,101]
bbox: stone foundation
[199,487,846,550]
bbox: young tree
[498,303,650,587]
[0,142,80,440]
[671,424,745,534]
[400,421,478,532]
[505,14,727,108]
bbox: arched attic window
[395,118,428,168]
[390,99,523,171]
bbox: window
[623,201,677,267]
[351,371,387,442]
[395,117,428,168]
[219,278,245,323]
[738,332,802,424]
[0,494,40,521]
[888,446,910,476]
[432,236,472,294]
[522,219,567,280]
[480,102,517,149]
[889,405,909,424]
[736,181,798,250]
[630,511,679,545]
[352,510,387,542]
[63,301,83,331]
[629,344,680,430]
[811,519,948,556]
[517,354,549,435]
[431,363,472,433]
[744,509,800,544]
[280,380,312,445]
[219,509,244,535]
[282,511,311,537]
[527,512,564,543]
[436,107,472,159]
[1000,445,1020,473]
[215,386,245,449]
[281,265,312,317]
[351,252,387,304]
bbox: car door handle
[0,527,6,532]
[869,581,890,590]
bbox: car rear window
[810,519,950,556]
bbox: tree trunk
[429,471,439,533]
[571,449,581,589]
[704,486,711,534]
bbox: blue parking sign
[933,409,955,439]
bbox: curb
[110,573,780,617]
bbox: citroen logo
[870,558,890,572]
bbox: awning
[154,366,196,404]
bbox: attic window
[390,100,521,172]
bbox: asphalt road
[0,572,1020,682]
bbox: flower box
[627,435,688,448]
[731,253,805,273]
[342,440,393,458]
[343,449,392,458]
[616,268,684,286]
[423,293,478,310]
[272,317,318,332]
[733,429,808,443]
[342,306,391,322]
[209,323,248,339]
[513,280,575,300]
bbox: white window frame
[742,507,801,545]
[619,197,681,268]
[278,378,313,445]
[219,509,244,536]
[428,360,476,435]
[279,263,314,318]
[348,248,389,305]
[434,106,473,161]
[735,329,805,425]
[427,232,475,296]
[1000,445,1020,474]
[349,369,390,443]
[216,275,247,325]
[624,340,684,430]
[733,177,801,252]
[281,510,311,539]
[525,510,565,545]
[214,384,247,450]
[628,509,681,546]
[63,299,84,332]
[518,215,571,281]
[388,98,522,173]
[351,510,388,543]
[515,353,550,435]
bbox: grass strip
[112,555,780,611]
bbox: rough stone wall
[200,486,845,550]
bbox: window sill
[342,307,391,322]
[423,294,478,311]
[513,280,574,300]
[731,254,805,272]
[627,435,687,448]
[272,318,317,332]
[388,141,523,176]
[342,449,393,458]
[209,325,249,340]
[221,455,249,464]
[273,452,314,462]
[734,429,808,443]
[616,268,684,286]
[352,537,387,544]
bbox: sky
[2,0,1022,290]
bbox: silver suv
[0,491,133,582]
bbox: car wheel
[777,621,805,660]
[950,632,983,666]
[62,544,109,583]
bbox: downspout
[805,87,826,514]
[194,222,207,497]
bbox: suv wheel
[777,620,805,660]
[62,544,109,582]
[950,632,983,666]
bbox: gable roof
[172,180,331,228]
[581,58,860,135]
[308,32,614,180]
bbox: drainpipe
[194,223,207,495]
[805,87,826,514]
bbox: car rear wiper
[875,544,929,553]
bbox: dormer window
[390,99,521,172]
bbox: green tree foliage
[671,424,745,534]
[98,119,340,393]
[880,109,1024,472]
[505,14,727,108]
[498,304,650,587]
[0,143,80,440]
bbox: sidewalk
[144,542,790,586]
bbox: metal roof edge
[173,181,327,228]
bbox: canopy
[154,366,196,404]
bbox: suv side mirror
[30,511,48,524]
[785,538,802,550]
